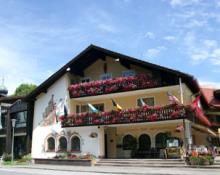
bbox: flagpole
[179,77,187,154]
[179,78,183,104]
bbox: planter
[34,158,94,166]
[188,155,214,166]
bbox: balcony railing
[61,104,186,127]
[68,74,161,98]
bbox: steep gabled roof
[200,88,220,109]
[25,44,199,100]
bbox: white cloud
[169,0,200,7]
[144,32,155,39]
[83,7,118,34]
[199,80,220,89]
[98,23,117,33]
[0,46,40,94]
[144,46,167,58]
[182,32,220,65]
[163,35,176,41]
[203,40,218,48]
[191,50,209,61]
[216,0,220,7]
[185,19,206,28]
[210,48,220,65]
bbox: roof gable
[25,44,199,100]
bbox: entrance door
[0,138,6,156]
[155,133,168,158]
[14,136,27,159]
[138,134,151,158]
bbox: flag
[52,108,57,122]
[176,124,184,132]
[88,103,99,113]
[191,96,211,127]
[167,91,180,104]
[55,99,63,122]
[191,95,200,109]
[111,99,122,111]
[63,96,68,117]
[64,105,68,117]
[139,98,146,107]
[55,96,69,122]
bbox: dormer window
[100,73,112,80]
[122,70,136,77]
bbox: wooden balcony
[68,74,162,98]
[61,104,186,127]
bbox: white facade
[31,74,105,158]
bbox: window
[76,105,80,114]
[76,103,104,113]
[47,137,55,152]
[100,73,112,80]
[15,111,27,128]
[122,70,136,77]
[59,137,67,151]
[139,134,151,151]
[0,113,6,129]
[71,136,80,151]
[123,134,137,150]
[93,104,104,112]
[166,138,180,148]
[0,106,9,129]
[155,133,168,149]
[81,77,91,83]
[81,105,89,113]
[137,97,154,107]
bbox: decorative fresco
[39,95,67,127]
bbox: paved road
[0,168,100,175]
[0,167,220,175]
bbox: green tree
[14,83,37,96]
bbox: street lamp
[11,118,16,163]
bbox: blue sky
[0,0,220,94]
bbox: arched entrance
[136,134,151,158]
[155,133,168,149]
[139,134,151,151]
[122,134,137,158]
[155,132,168,158]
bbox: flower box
[61,104,186,127]
[68,74,160,98]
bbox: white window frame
[136,96,155,107]
[100,73,112,80]
[76,103,105,113]
[122,70,136,77]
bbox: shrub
[21,154,32,162]
[2,153,12,162]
